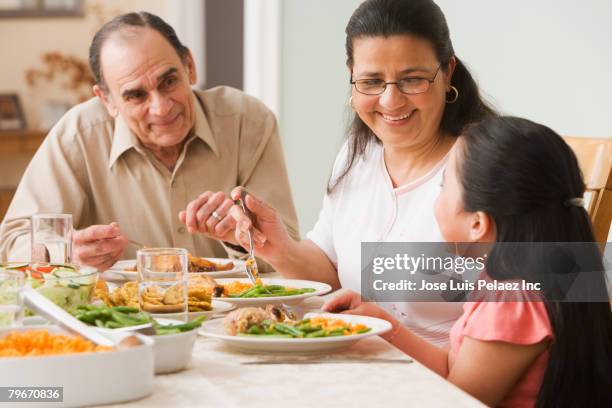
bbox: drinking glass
[0,268,25,328]
[137,248,188,321]
[31,214,73,264]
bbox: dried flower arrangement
[25,52,95,103]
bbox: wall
[279,0,612,236]
[280,0,362,235]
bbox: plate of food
[198,307,392,353]
[105,255,245,280]
[0,326,154,406]
[97,276,235,318]
[212,278,332,307]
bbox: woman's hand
[322,289,398,330]
[228,187,295,265]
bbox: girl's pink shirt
[449,298,553,407]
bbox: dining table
[95,271,484,408]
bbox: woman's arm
[272,239,341,289]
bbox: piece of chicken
[223,307,277,335]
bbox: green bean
[356,328,371,334]
[94,319,105,328]
[274,323,304,337]
[111,306,140,313]
[305,329,327,338]
[328,328,347,336]
[154,315,207,334]
[247,325,265,335]
[264,285,285,291]
[111,310,146,326]
[295,324,322,333]
[237,333,293,338]
[233,285,262,298]
[105,321,122,329]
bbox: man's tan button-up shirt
[0,86,298,261]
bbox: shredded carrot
[0,331,112,357]
[308,317,368,334]
[223,281,254,296]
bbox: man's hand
[72,222,128,271]
[179,191,237,243]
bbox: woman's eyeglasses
[350,64,442,95]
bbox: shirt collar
[107,91,219,169]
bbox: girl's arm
[388,323,547,406]
[448,337,548,407]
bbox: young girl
[324,116,612,407]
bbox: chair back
[563,136,612,244]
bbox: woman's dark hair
[89,12,190,92]
[460,116,612,407]
[329,0,495,192]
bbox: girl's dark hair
[460,116,612,407]
[329,0,496,192]
[89,12,190,92]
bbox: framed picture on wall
[0,0,84,18]
[0,94,27,131]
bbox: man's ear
[468,211,495,242]
[93,84,119,117]
[184,50,197,85]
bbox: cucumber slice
[5,263,29,270]
[51,263,76,271]
[52,269,81,279]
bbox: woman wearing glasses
[230,0,495,347]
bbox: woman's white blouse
[307,142,463,347]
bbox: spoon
[22,286,145,348]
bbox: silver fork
[235,190,261,286]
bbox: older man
[0,12,298,270]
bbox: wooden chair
[563,136,612,245]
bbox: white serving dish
[214,278,332,307]
[150,318,198,374]
[198,312,392,353]
[106,258,246,281]
[0,325,154,407]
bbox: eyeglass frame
[349,64,443,96]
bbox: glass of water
[31,214,73,264]
[137,248,188,321]
[0,268,25,328]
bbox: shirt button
[178,226,186,233]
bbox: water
[32,238,71,264]
[139,280,188,319]
[0,304,22,327]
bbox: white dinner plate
[214,278,332,307]
[105,258,246,280]
[198,312,392,353]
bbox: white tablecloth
[102,295,483,408]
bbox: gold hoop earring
[446,86,459,104]
[347,96,355,111]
